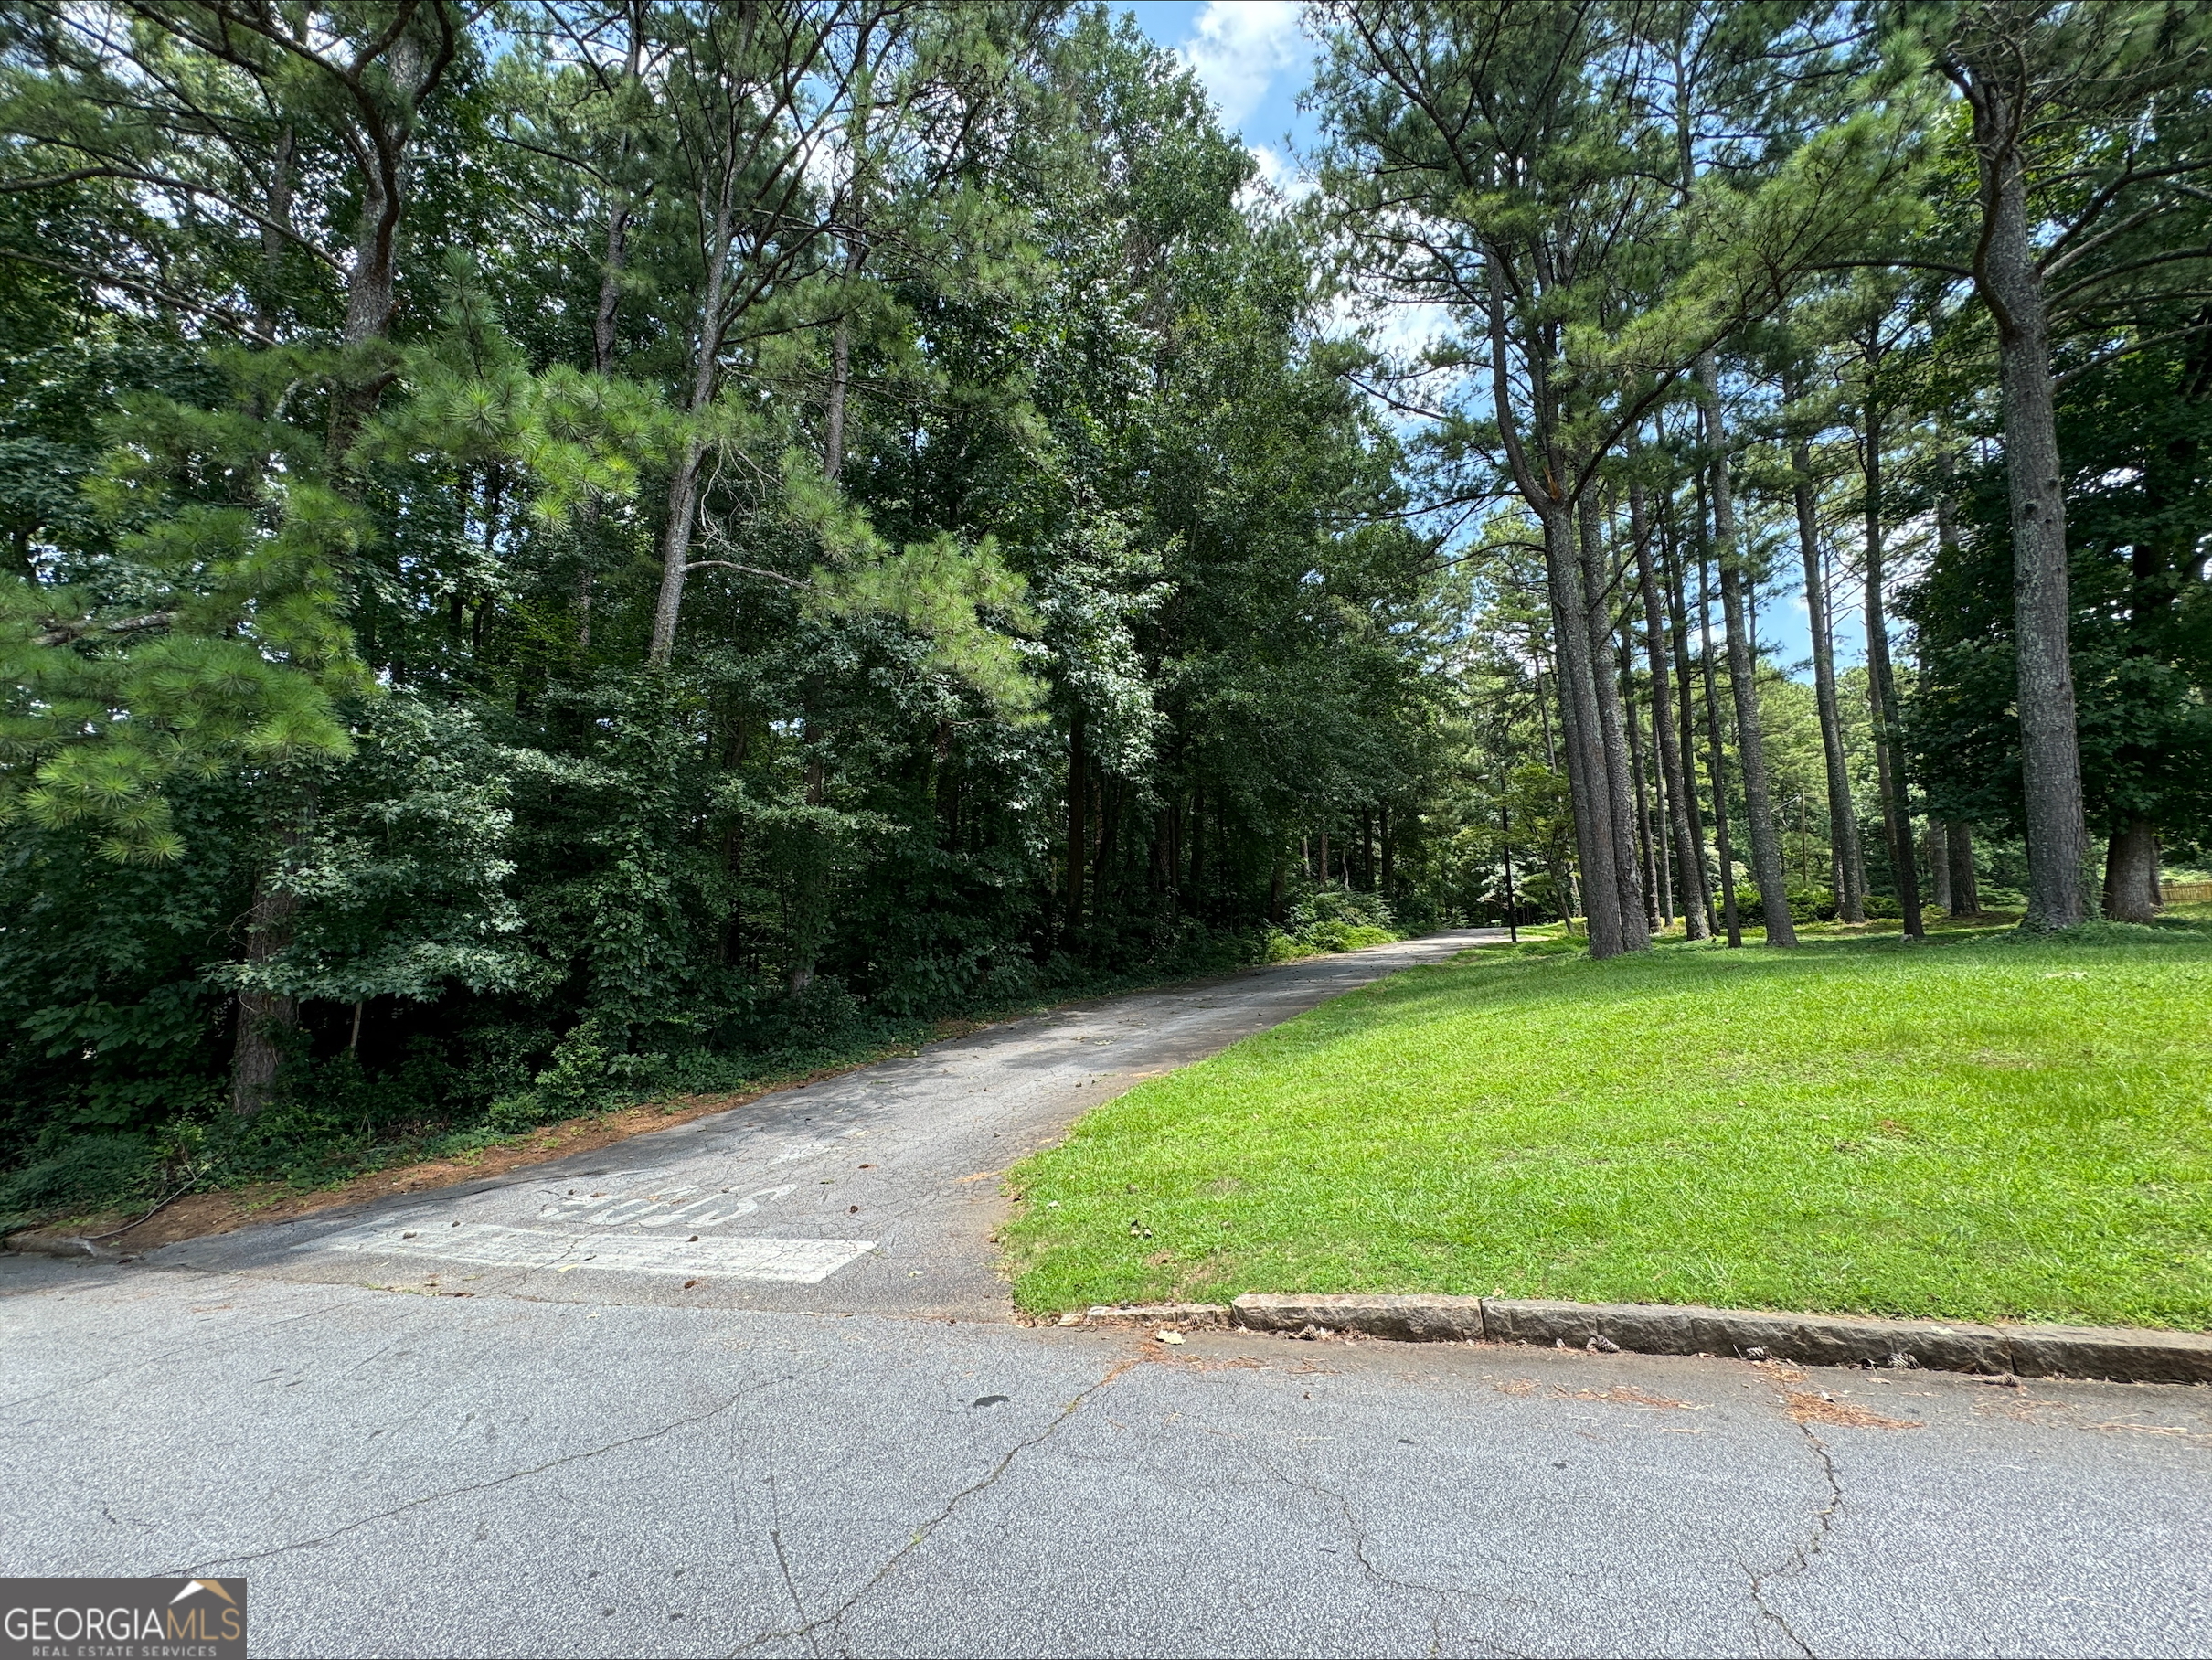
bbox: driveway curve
[158,929,1502,1319]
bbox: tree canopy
[4,0,2207,1197]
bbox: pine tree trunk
[825,315,852,478]
[230,794,314,1114]
[1862,402,1925,939]
[578,185,635,650]
[1620,626,1660,929]
[252,123,295,337]
[1533,654,1558,771]
[650,432,707,666]
[1947,821,1981,916]
[1658,516,1715,938]
[2101,816,2160,922]
[825,73,874,482]
[1929,461,1981,923]
[1626,472,1686,931]
[1696,537,1742,947]
[229,995,294,1115]
[1581,505,1651,948]
[594,197,632,375]
[1546,503,1625,955]
[1957,68,2089,931]
[1928,822,1952,913]
[230,874,299,1115]
[1793,424,1866,922]
[647,169,739,667]
[1650,718,1674,928]
[580,22,647,651]
[1701,354,1794,946]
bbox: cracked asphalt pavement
[6,933,2211,1657]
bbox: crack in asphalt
[1244,1447,1534,1660]
[0,1290,365,1416]
[1744,1421,1845,1658]
[758,1444,820,1660]
[168,1372,799,1574]
[768,1527,815,1660]
[728,1354,1142,1657]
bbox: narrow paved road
[153,930,1499,1318]
[5,933,2209,1658]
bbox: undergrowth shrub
[0,1133,158,1228]
[1736,886,1841,925]
[1265,889,1402,959]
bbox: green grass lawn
[1001,914,2212,1329]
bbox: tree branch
[31,611,178,647]
[683,560,812,590]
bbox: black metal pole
[1501,793,1519,943]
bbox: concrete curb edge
[1067,1293,2212,1386]
[3,1230,119,1261]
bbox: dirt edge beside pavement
[5,935,1473,1261]
[1,1061,898,1258]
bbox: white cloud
[1312,287,1460,436]
[1364,297,1455,362]
[1239,144,1317,208]
[1321,285,1455,361]
[1178,0,1307,130]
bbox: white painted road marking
[313,1223,875,1283]
[535,1183,797,1228]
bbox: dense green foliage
[0,5,1460,1199]
[1908,340,2212,861]
[5,2,2210,1230]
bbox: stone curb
[1065,1302,1231,1330]
[2,1230,120,1261]
[1059,1294,2212,1386]
[1231,1293,1486,1344]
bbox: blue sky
[1119,2,1322,176]
[1113,2,1855,680]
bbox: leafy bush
[0,1133,157,1227]
[486,1018,623,1131]
[1264,889,1402,959]
[484,1092,557,1134]
[1736,885,1840,925]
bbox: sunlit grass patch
[1003,921,2212,1328]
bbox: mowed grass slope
[1001,919,2212,1328]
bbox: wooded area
[3,1,2208,1209]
